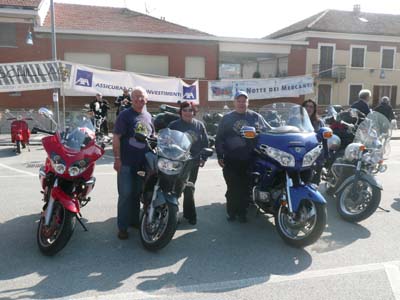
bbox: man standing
[351,89,371,116]
[115,87,132,116]
[90,92,110,136]
[112,86,154,240]
[374,96,395,121]
[215,91,265,223]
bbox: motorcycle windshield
[259,103,314,133]
[157,128,192,161]
[353,111,392,158]
[61,115,96,150]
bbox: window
[350,46,366,68]
[318,44,335,78]
[0,23,16,47]
[125,55,168,76]
[64,53,111,68]
[185,56,205,78]
[317,84,331,105]
[349,84,362,104]
[381,47,396,69]
[219,63,241,79]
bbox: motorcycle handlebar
[32,127,56,135]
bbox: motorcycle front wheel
[37,201,76,256]
[140,202,178,251]
[337,179,381,223]
[275,199,326,248]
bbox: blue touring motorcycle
[242,103,332,247]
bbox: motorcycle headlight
[157,158,183,175]
[303,145,322,167]
[53,163,66,174]
[50,153,66,174]
[68,159,89,177]
[259,144,295,167]
[344,143,364,162]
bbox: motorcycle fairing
[51,186,79,213]
[153,189,178,207]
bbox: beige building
[267,5,400,108]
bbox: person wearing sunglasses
[168,101,209,225]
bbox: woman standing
[302,99,325,132]
[302,99,325,185]
[168,101,209,225]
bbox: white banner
[65,62,199,103]
[208,76,314,101]
[0,61,72,92]
[0,60,199,104]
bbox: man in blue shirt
[215,91,265,223]
[112,86,154,240]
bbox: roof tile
[0,0,41,8]
[42,3,212,36]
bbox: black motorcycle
[202,112,222,147]
[153,104,180,132]
[137,128,213,251]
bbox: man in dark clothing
[90,92,110,135]
[351,89,371,116]
[168,101,209,225]
[215,91,266,223]
[374,96,395,121]
[115,87,132,116]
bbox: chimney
[353,4,361,15]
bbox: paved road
[1,141,400,300]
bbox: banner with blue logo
[66,62,199,103]
[0,60,199,103]
[208,76,314,101]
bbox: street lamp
[50,0,60,127]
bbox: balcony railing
[312,64,346,81]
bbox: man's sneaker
[118,230,128,240]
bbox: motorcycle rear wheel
[275,200,326,248]
[37,201,76,256]
[140,202,178,251]
[337,180,381,223]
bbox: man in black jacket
[351,89,371,116]
[115,88,132,116]
[374,96,395,121]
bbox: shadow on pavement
[0,202,313,299]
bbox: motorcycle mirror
[38,107,54,119]
[240,126,257,139]
[201,148,214,158]
[134,132,147,143]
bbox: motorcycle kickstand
[378,206,390,213]
[77,213,88,231]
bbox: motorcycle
[83,104,111,148]
[32,108,104,256]
[137,128,213,251]
[242,103,331,247]
[153,104,180,132]
[202,112,222,147]
[323,110,391,222]
[5,109,32,154]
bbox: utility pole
[50,0,60,127]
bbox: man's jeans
[117,165,143,231]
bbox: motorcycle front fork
[44,179,58,226]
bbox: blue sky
[57,0,400,38]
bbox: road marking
[0,163,36,176]
[42,260,400,300]
[384,263,400,300]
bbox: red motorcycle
[33,108,104,256]
[5,109,32,154]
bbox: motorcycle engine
[253,186,282,205]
